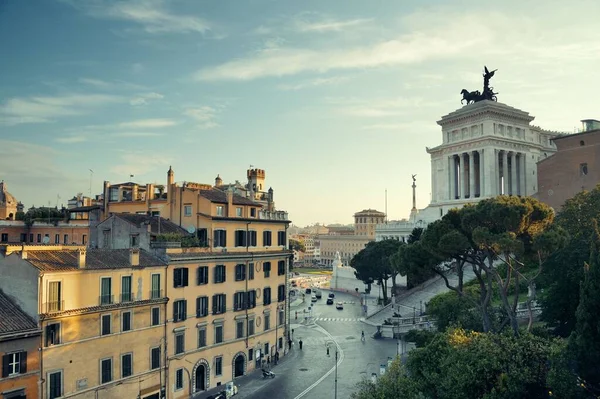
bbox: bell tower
[247,168,266,196]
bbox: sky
[1,0,600,226]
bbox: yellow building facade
[0,245,169,399]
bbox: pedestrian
[299,339,303,350]
[267,356,270,366]
[275,352,279,364]
[326,346,330,356]
[288,339,292,350]
[295,311,298,320]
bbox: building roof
[354,209,386,216]
[113,213,189,235]
[0,290,38,335]
[0,181,17,206]
[24,248,167,271]
[551,128,600,141]
[200,188,259,206]
[68,205,102,212]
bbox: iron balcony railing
[150,289,163,300]
[44,300,65,313]
[120,292,133,303]
[99,294,114,305]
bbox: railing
[258,210,289,220]
[43,300,65,313]
[99,294,114,305]
[120,293,133,303]
[149,289,163,300]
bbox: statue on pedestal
[461,66,498,105]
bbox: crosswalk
[314,317,365,322]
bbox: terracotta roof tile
[25,248,167,271]
[199,189,259,206]
[0,290,38,335]
[114,213,189,235]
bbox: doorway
[234,354,245,377]
[195,364,206,391]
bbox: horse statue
[460,89,481,105]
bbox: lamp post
[326,340,338,399]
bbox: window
[184,204,192,217]
[214,265,226,283]
[54,234,60,244]
[235,264,246,281]
[119,354,133,379]
[130,234,139,248]
[20,233,27,243]
[100,358,112,384]
[196,296,208,318]
[121,275,132,302]
[197,266,209,285]
[198,328,207,348]
[214,325,224,344]
[48,370,63,399]
[248,231,257,247]
[175,332,185,355]
[216,206,224,216]
[214,229,226,247]
[250,208,256,217]
[247,290,257,309]
[277,231,286,246]
[263,287,272,306]
[173,268,189,288]
[279,310,285,326]
[122,311,132,332]
[101,314,111,335]
[236,320,244,339]
[248,319,255,336]
[234,292,246,311]
[235,230,247,247]
[215,356,223,376]
[248,263,255,280]
[581,163,589,176]
[263,262,271,278]
[175,368,184,390]
[37,234,41,243]
[264,314,270,331]
[63,234,68,244]
[212,294,226,315]
[2,351,26,377]
[263,231,272,246]
[82,235,87,245]
[151,307,160,326]
[236,207,242,217]
[29,233,33,243]
[45,323,60,346]
[150,347,161,370]
[277,285,286,302]
[100,277,112,305]
[173,300,187,322]
[48,281,62,312]
[151,274,161,299]
[277,260,286,276]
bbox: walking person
[299,339,303,350]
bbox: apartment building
[0,245,168,399]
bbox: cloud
[55,135,88,144]
[110,132,163,138]
[296,18,373,33]
[132,63,144,73]
[117,118,177,129]
[0,93,123,125]
[66,0,210,34]
[326,96,439,118]
[54,118,176,144]
[184,106,220,129]
[110,149,172,177]
[278,76,349,91]
[0,140,64,183]
[130,92,164,106]
[79,77,147,90]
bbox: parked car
[305,288,312,294]
[315,290,322,299]
[311,295,317,302]
[336,302,344,310]
[328,293,335,299]
[326,298,334,305]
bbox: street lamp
[325,340,339,399]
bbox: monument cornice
[426,136,554,156]
[437,101,535,128]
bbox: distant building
[537,119,600,210]
[353,209,385,239]
[67,193,102,209]
[0,181,19,221]
[0,289,41,399]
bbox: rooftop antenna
[385,189,388,224]
[88,169,94,197]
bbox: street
[236,291,402,399]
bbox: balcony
[99,294,114,306]
[120,292,133,303]
[149,289,163,300]
[43,300,64,313]
[258,210,289,221]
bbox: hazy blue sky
[1,0,599,226]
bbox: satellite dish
[42,236,50,244]
[187,225,196,234]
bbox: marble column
[519,153,526,196]
[462,153,469,199]
[469,151,475,199]
[448,156,454,201]
[502,150,508,195]
[510,152,518,195]
[455,155,461,199]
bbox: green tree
[569,219,600,394]
[426,290,482,331]
[351,239,401,303]
[351,358,423,399]
[289,238,305,252]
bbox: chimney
[226,187,234,217]
[77,248,87,268]
[129,248,140,267]
[21,245,27,260]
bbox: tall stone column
[469,151,475,199]
[502,150,508,195]
[455,155,461,199]
[462,153,469,199]
[519,153,526,196]
[448,156,454,201]
[510,152,518,195]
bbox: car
[336,302,344,310]
[328,293,335,299]
[315,290,322,299]
[311,295,317,302]
[305,288,312,294]
[326,298,334,305]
